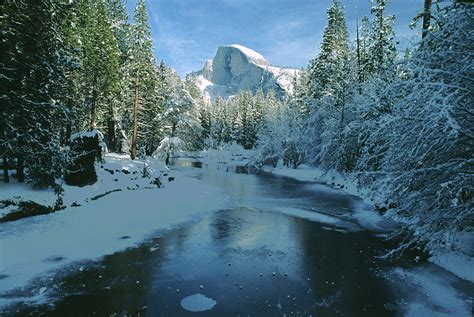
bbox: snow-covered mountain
[188,44,301,102]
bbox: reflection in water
[5,159,471,316]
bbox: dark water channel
[4,158,473,316]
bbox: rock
[188,44,300,102]
[64,131,101,187]
[151,177,162,188]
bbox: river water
[4,158,473,316]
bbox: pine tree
[185,76,210,146]
[104,0,131,152]
[253,89,266,134]
[381,2,474,251]
[1,0,71,187]
[130,0,156,159]
[368,0,397,80]
[83,1,120,131]
[157,65,202,152]
[307,0,350,105]
[210,96,226,145]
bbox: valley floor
[0,151,472,316]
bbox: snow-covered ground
[0,154,170,213]
[0,154,228,305]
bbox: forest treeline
[1,0,473,254]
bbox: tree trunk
[90,74,98,131]
[3,156,9,183]
[64,76,74,146]
[356,15,362,93]
[422,0,432,39]
[131,72,140,160]
[378,9,384,69]
[16,157,24,182]
[108,101,116,152]
[65,89,73,145]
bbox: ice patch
[273,206,339,224]
[430,252,474,283]
[180,293,217,312]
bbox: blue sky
[125,0,424,76]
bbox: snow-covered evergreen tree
[130,0,156,159]
[1,0,71,187]
[380,2,474,252]
[307,0,350,105]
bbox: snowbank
[0,183,56,210]
[264,164,393,232]
[385,266,472,317]
[0,154,170,216]
[430,252,474,283]
[263,164,324,182]
[180,144,255,168]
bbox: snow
[0,182,56,208]
[0,155,228,301]
[263,164,324,182]
[385,266,472,317]
[350,200,395,233]
[265,164,394,232]
[188,44,300,101]
[430,252,474,283]
[228,44,267,64]
[0,153,171,214]
[265,65,301,94]
[195,75,213,92]
[70,129,99,140]
[272,206,362,232]
[180,293,217,312]
[274,206,339,225]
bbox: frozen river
[3,158,473,316]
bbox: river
[4,158,473,316]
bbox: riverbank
[0,154,228,306]
[265,164,474,284]
[0,154,171,221]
